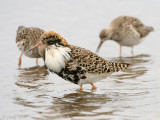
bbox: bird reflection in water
[16,65,49,89]
[40,92,118,119]
[108,54,150,81]
[14,65,51,119]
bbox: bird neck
[38,44,45,60]
[109,29,120,41]
[106,28,115,40]
[45,46,71,73]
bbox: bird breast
[45,46,71,73]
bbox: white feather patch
[78,73,112,85]
[45,45,71,73]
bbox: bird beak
[29,42,42,51]
[96,41,104,53]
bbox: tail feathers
[16,26,27,43]
[17,26,26,33]
[147,26,154,32]
[111,63,130,72]
[140,26,154,38]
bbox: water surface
[0,0,160,120]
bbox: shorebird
[96,16,154,56]
[16,26,45,67]
[30,31,130,91]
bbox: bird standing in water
[96,16,154,56]
[16,26,45,67]
[30,31,130,91]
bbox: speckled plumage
[57,45,130,85]
[109,16,154,39]
[16,26,45,66]
[97,16,154,55]
[31,31,130,90]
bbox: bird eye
[48,41,54,45]
[56,39,61,43]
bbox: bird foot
[91,83,97,90]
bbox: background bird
[16,26,45,67]
[96,16,154,56]
[30,31,130,91]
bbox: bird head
[30,31,69,50]
[30,31,71,73]
[96,28,112,53]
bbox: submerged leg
[79,85,83,92]
[131,46,134,56]
[91,83,97,90]
[120,45,122,57]
[18,53,23,67]
[36,58,38,66]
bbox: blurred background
[0,0,160,120]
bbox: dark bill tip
[96,41,104,53]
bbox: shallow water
[0,0,160,120]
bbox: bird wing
[110,16,152,38]
[16,26,45,44]
[66,45,130,74]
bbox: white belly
[78,72,112,85]
[119,36,143,47]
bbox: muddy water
[0,0,160,120]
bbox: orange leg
[18,53,23,67]
[120,45,122,57]
[91,83,97,90]
[36,58,38,66]
[79,85,83,92]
